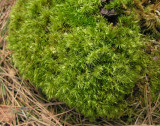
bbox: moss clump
[8,0,160,119]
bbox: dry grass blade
[0,0,15,39]
[0,0,160,126]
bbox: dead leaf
[8,69,16,76]
[0,105,15,124]
[100,8,118,16]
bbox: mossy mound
[8,0,160,119]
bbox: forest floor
[0,0,160,125]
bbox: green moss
[7,0,160,119]
[104,0,134,11]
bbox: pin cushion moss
[7,0,160,119]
